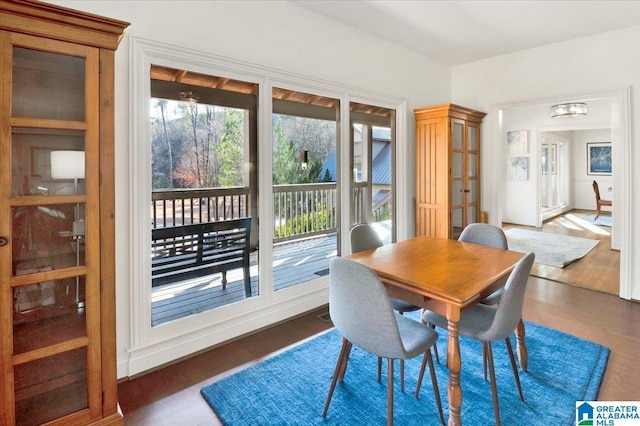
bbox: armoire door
[0,29,109,426]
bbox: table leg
[447,309,462,426]
[515,317,528,372]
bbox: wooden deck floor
[152,233,337,326]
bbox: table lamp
[50,150,85,306]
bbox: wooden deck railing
[152,187,250,228]
[273,182,337,243]
[152,182,388,241]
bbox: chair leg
[337,341,352,382]
[323,338,351,417]
[428,323,440,364]
[595,204,601,219]
[378,357,404,392]
[505,337,525,402]
[483,343,488,382]
[387,358,394,426]
[485,342,501,426]
[398,312,406,391]
[421,314,440,365]
[415,350,444,425]
[378,356,403,392]
[415,352,427,397]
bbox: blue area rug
[585,214,612,227]
[201,318,609,425]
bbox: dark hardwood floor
[118,277,640,425]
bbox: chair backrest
[477,252,535,342]
[458,223,508,250]
[593,180,602,201]
[329,257,406,359]
[349,223,383,253]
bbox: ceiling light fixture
[550,102,587,118]
[179,91,200,103]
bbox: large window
[129,37,408,376]
[271,87,339,290]
[540,132,569,220]
[149,65,258,326]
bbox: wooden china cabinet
[414,103,486,239]
[0,1,128,424]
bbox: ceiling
[291,1,640,66]
[151,65,394,116]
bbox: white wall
[51,0,451,378]
[451,25,639,300]
[571,129,613,211]
[501,105,548,227]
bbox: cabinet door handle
[0,236,7,247]
[463,189,470,193]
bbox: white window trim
[128,36,408,376]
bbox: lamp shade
[50,151,85,179]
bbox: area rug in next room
[201,320,609,425]
[584,214,612,227]
[505,228,599,268]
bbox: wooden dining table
[345,235,526,426]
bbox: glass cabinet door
[450,118,481,239]
[1,33,101,425]
[466,123,480,228]
[450,119,465,238]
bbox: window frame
[127,37,408,376]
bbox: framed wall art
[508,156,529,181]
[507,130,528,155]
[587,142,612,175]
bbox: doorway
[491,87,630,299]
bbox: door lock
[0,236,7,247]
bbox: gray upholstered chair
[350,223,421,389]
[323,257,444,426]
[350,224,421,315]
[422,251,535,426]
[458,223,509,306]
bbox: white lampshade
[50,151,85,179]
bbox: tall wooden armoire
[0,1,129,424]
[414,103,486,239]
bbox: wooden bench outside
[151,217,252,297]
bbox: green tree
[214,109,244,187]
[273,121,324,184]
